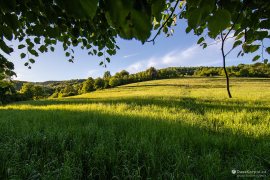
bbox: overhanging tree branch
[146,0,181,45]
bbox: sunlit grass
[0,77,269,179]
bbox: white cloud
[126,62,144,73]
[123,53,139,58]
[87,69,98,78]
[147,57,158,67]
[125,39,244,74]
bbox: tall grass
[0,77,269,179]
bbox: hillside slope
[0,78,269,179]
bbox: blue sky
[7,20,261,82]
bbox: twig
[146,0,181,44]
[261,40,264,61]
[206,36,234,47]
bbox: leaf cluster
[180,0,270,61]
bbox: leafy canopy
[182,0,270,62]
[0,0,270,78]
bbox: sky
[5,20,263,82]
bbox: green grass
[0,77,270,179]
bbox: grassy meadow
[0,77,270,179]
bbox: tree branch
[146,0,181,44]
[207,36,234,47]
[261,40,264,62]
[223,6,244,57]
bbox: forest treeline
[1,62,270,104]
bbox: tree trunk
[221,36,232,98]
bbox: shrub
[94,78,105,90]
[109,77,121,87]
[80,78,95,94]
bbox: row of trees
[194,63,270,77]
[0,82,55,104]
[1,63,270,104]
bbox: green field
[0,77,270,179]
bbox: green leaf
[29,58,35,63]
[154,23,160,30]
[24,62,29,66]
[72,39,78,46]
[4,14,19,30]
[98,52,103,57]
[243,44,260,53]
[20,53,26,59]
[2,25,13,41]
[252,55,260,62]
[46,27,59,38]
[232,40,242,49]
[82,39,87,46]
[187,8,202,29]
[38,45,47,53]
[34,37,41,44]
[86,44,92,49]
[44,38,51,45]
[235,32,244,40]
[99,61,103,65]
[29,49,39,57]
[197,37,205,44]
[208,9,231,38]
[254,31,268,41]
[55,0,98,19]
[163,26,168,34]
[26,40,34,48]
[50,47,55,52]
[266,47,270,54]
[25,38,30,44]
[18,44,26,49]
[185,27,192,33]
[63,44,68,51]
[65,52,70,57]
[151,0,166,22]
[32,24,44,36]
[105,0,151,42]
[259,20,270,29]
[0,40,13,54]
[201,43,207,49]
[51,39,57,45]
[79,0,99,19]
[106,57,110,63]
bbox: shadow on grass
[0,106,269,179]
